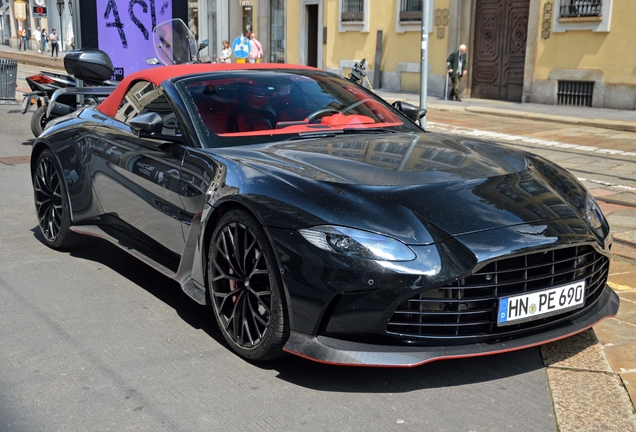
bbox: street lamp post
[67,0,73,49]
[56,0,64,51]
[14,0,26,49]
[419,0,430,129]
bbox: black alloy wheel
[33,149,84,249]
[31,106,48,138]
[208,210,288,361]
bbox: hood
[211,132,586,244]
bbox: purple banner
[97,0,173,80]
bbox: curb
[0,50,65,70]
[374,90,636,134]
[464,106,636,133]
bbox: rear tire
[207,209,289,361]
[31,106,48,138]
[33,149,85,249]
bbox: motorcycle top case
[64,49,114,83]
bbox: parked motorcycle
[21,54,117,138]
[23,19,206,138]
[21,71,76,137]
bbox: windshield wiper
[286,129,345,140]
[286,127,403,141]
[342,127,402,134]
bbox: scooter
[24,19,206,138]
[21,67,117,138]
[21,71,76,137]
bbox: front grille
[387,246,609,338]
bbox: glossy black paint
[30,70,616,366]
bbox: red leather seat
[236,86,275,132]
[195,85,233,134]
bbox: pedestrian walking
[248,34,263,64]
[32,27,42,53]
[446,44,467,101]
[219,40,232,63]
[18,26,27,51]
[42,29,49,52]
[50,29,59,58]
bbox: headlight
[299,226,416,261]
[584,194,605,230]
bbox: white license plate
[497,281,586,326]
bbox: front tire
[33,149,84,249]
[31,106,48,138]
[207,210,289,361]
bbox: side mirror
[198,39,209,51]
[129,112,163,134]
[392,101,427,122]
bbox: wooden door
[471,0,529,101]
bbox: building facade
[282,0,634,110]
[2,0,633,110]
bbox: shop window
[270,0,285,63]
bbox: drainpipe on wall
[373,30,382,89]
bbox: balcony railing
[400,0,422,22]
[341,0,364,22]
[559,0,602,18]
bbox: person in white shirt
[32,27,42,53]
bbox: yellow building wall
[286,1,301,65]
[535,0,636,84]
[325,0,449,74]
[282,0,449,91]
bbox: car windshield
[177,70,420,148]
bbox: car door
[90,80,187,256]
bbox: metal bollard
[0,58,18,104]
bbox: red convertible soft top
[97,63,318,118]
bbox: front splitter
[283,286,619,367]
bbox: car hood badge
[516,225,548,235]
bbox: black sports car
[31,60,618,367]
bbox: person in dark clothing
[446,44,467,101]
